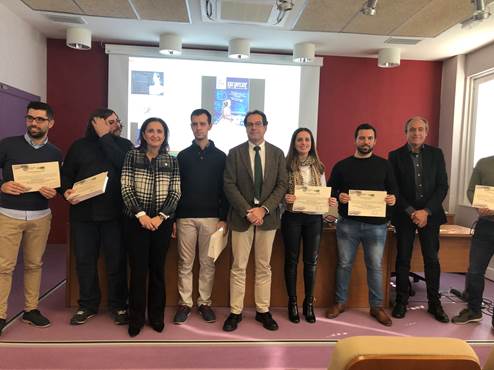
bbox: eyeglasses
[245,121,264,128]
[25,115,50,124]
[107,119,122,125]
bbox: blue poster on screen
[214,77,249,126]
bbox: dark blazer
[388,144,448,226]
[224,141,288,232]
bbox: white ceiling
[2,0,494,61]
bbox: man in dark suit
[389,116,449,323]
[222,110,288,332]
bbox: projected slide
[131,71,165,96]
[214,77,249,126]
[127,57,301,154]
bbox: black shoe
[128,325,142,337]
[198,305,216,323]
[70,308,96,325]
[223,313,242,332]
[452,308,482,324]
[112,309,129,325]
[428,304,449,323]
[288,299,300,323]
[22,309,51,328]
[255,311,279,331]
[0,318,6,336]
[173,305,191,325]
[150,321,164,333]
[303,298,316,323]
[391,303,407,319]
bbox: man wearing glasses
[0,101,62,336]
[223,110,287,332]
[62,108,133,326]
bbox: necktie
[254,146,262,200]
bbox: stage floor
[2,245,494,369]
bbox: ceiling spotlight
[472,0,491,20]
[66,27,91,50]
[275,0,294,24]
[378,48,400,68]
[276,0,294,11]
[461,0,491,28]
[228,38,250,59]
[361,0,378,16]
[293,42,315,63]
[159,33,182,55]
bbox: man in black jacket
[62,109,133,326]
[389,116,449,323]
[0,101,62,335]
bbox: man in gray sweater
[452,156,494,327]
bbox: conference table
[65,223,472,309]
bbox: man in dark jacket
[389,116,449,323]
[62,109,133,326]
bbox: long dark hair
[85,108,116,139]
[138,117,169,153]
[286,128,325,173]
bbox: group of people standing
[1,101,493,338]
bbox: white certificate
[472,185,494,210]
[207,228,228,262]
[67,172,109,203]
[12,161,60,192]
[348,189,387,217]
[293,185,331,214]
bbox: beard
[356,145,373,155]
[27,126,46,139]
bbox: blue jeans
[335,218,388,307]
[467,218,494,314]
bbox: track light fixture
[159,33,182,55]
[66,27,91,50]
[378,48,400,68]
[228,38,250,59]
[293,42,315,63]
[361,0,378,16]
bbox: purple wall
[0,82,40,139]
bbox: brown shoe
[370,307,392,326]
[326,303,346,319]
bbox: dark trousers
[125,217,172,327]
[71,220,128,312]
[467,218,494,313]
[281,212,322,299]
[394,220,441,305]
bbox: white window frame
[458,69,494,206]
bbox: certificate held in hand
[472,185,494,210]
[348,189,387,217]
[208,228,228,262]
[67,171,109,203]
[12,161,60,192]
[293,185,332,214]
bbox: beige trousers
[230,226,276,314]
[0,212,52,319]
[176,218,218,307]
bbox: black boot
[303,297,316,323]
[288,297,300,323]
